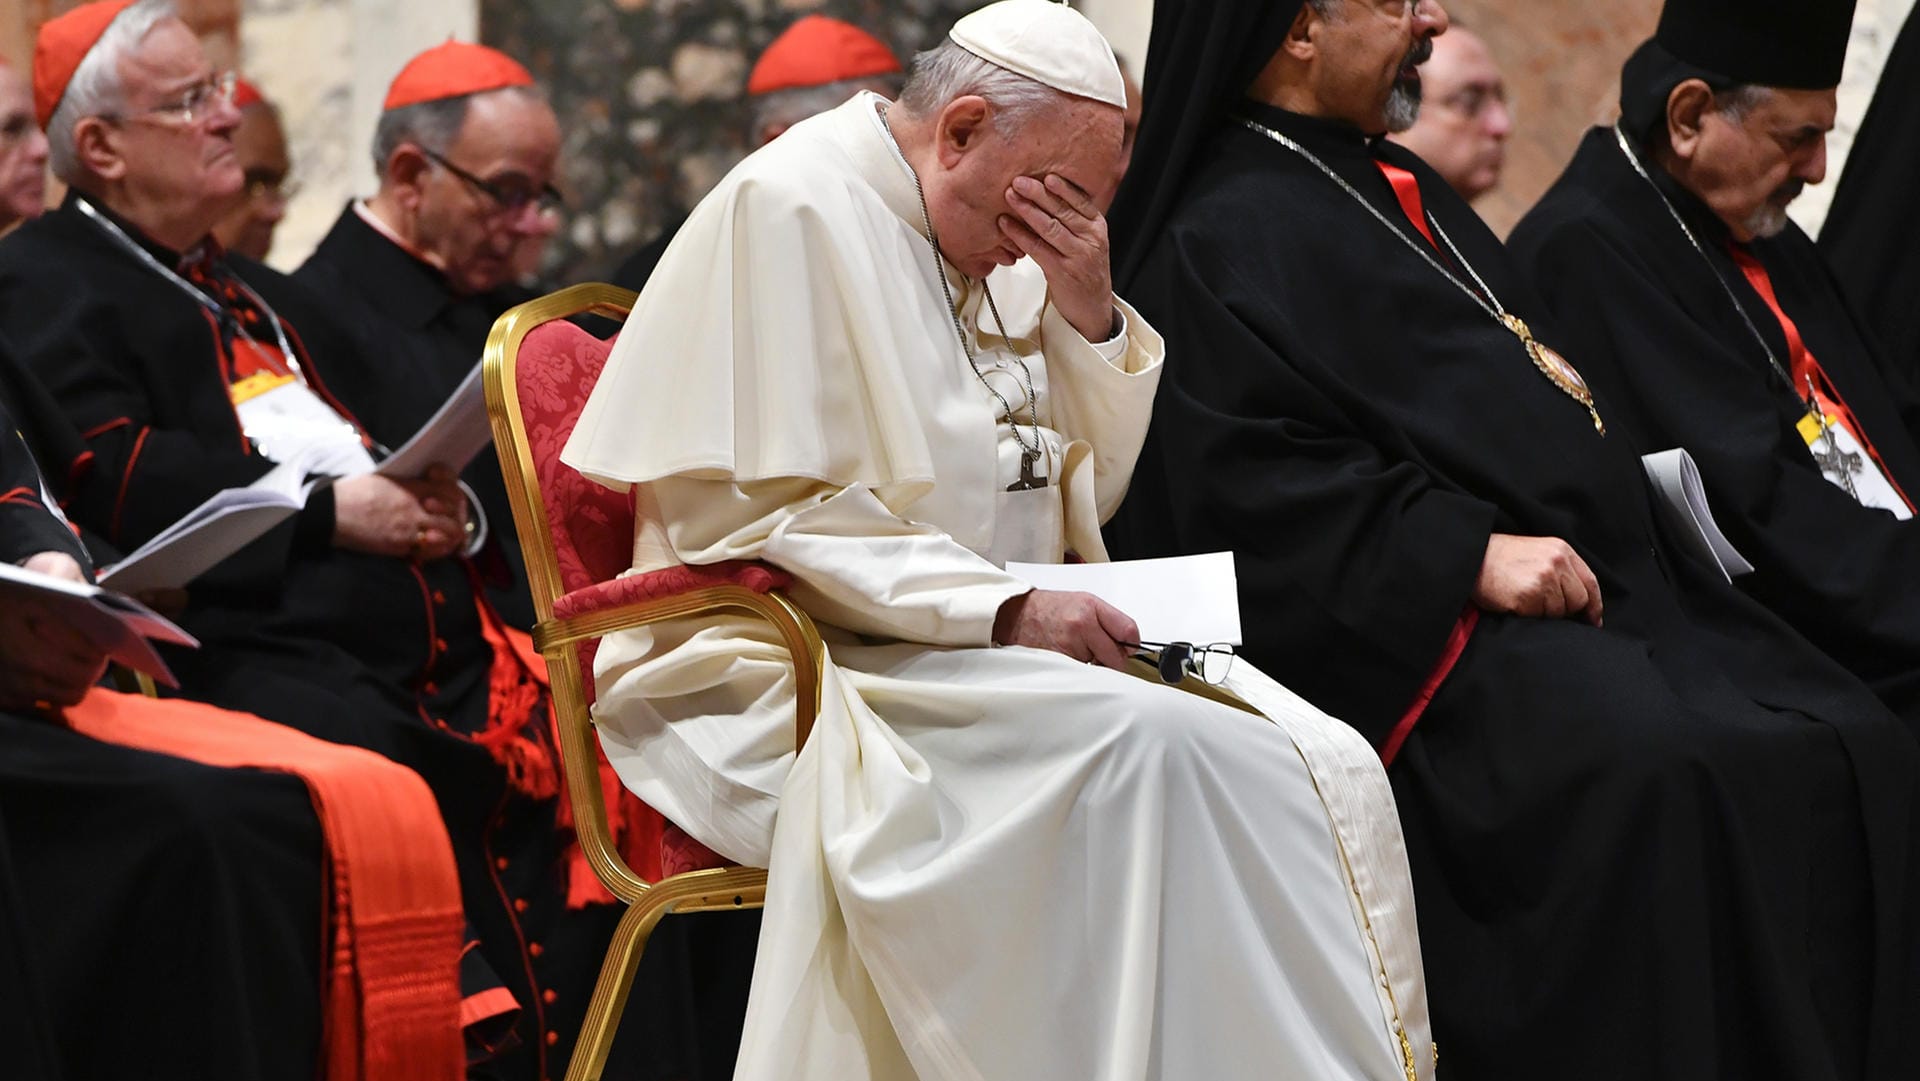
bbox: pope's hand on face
[992,588,1140,670]
[0,551,109,712]
[999,174,1119,343]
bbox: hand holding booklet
[0,561,197,686]
[1006,551,1243,645]
[97,363,494,594]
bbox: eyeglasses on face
[243,169,299,204]
[418,146,564,216]
[1436,84,1510,122]
[1123,640,1237,686]
[109,70,238,127]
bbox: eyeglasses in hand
[1123,640,1236,686]
[419,147,565,217]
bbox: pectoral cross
[1007,450,1047,492]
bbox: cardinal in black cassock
[1510,0,1920,723]
[1107,2,1920,1079]
[1821,7,1920,380]
[0,350,326,1080]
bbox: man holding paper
[0,4,651,1073]
[294,42,564,628]
[1105,1,1920,1077]
[0,368,468,1079]
[1509,0,1920,720]
[565,4,1434,1078]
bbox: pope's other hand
[993,588,1139,670]
[0,551,109,711]
[999,173,1118,343]
[1472,533,1605,627]
[332,473,466,561]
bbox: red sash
[62,690,465,1081]
[1727,245,1914,513]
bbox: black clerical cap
[1655,0,1856,90]
[1620,0,1856,142]
[1110,0,1306,290]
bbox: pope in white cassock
[565,3,1435,1078]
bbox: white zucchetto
[947,0,1128,109]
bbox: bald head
[1387,26,1511,202]
[0,64,48,230]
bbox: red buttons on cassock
[514,898,528,913]
[494,857,508,871]
[545,1031,558,1047]
[528,943,543,957]
[542,989,556,1005]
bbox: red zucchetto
[383,41,535,112]
[746,15,902,97]
[33,0,136,129]
[232,76,264,110]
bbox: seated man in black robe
[293,42,562,629]
[1510,0,1920,722]
[1,371,323,1081]
[0,4,705,1076]
[1107,1,1920,1078]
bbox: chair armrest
[537,559,823,753]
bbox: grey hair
[751,74,902,139]
[1713,84,1773,123]
[47,0,176,183]
[896,39,1069,130]
[370,84,547,175]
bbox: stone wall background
[478,0,981,284]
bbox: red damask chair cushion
[515,321,795,882]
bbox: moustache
[1772,179,1806,205]
[1404,37,1434,71]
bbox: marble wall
[479,0,983,284]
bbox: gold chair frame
[484,283,824,1081]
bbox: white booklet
[96,363,493,594]
[1641,448,1755,582]
[1006,551,1243,644]
[0,561,198,685]
[374,362,490,480]
[97,452,319,596]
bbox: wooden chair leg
[562,894,675,1081]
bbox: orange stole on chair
[62,690,465,1081]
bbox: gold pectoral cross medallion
[1502,314,1606,436]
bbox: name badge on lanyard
[1796,411,1913,519]
[230,370,377,477]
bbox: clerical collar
[341,202,462,330]
[853,91,935,247]
[1236,101,1378,162]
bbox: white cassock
[565,93,1434,1081]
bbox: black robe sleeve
[1112,234,1498,741]
[0,256,330,588]
[0,417,85,568]
[1522,212,1920,706]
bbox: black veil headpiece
[1108,0,1306,291]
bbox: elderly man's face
[105,19,243,223]
[211,103,291,260]
[1308,0,1449,135]
[0,66,47,229]
[1388,28,1508,201]
[1688,86,1834,241]
[923,95,1122,280]
[413,89,561,295]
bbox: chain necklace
[1609,123,1856,498]
[1237,116,1606,436]
[879,103,1049,490]
[76,196,300,376]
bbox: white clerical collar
[861,91,916,183]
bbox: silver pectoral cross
[1007,450,1047,492]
